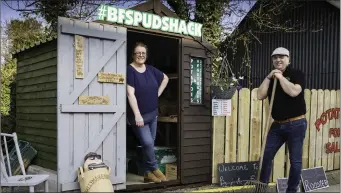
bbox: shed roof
[12,35,57,56]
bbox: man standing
[257,47,307,193]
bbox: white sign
[212,99,231,116]
[97,4,203,37]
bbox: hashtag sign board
[97,4,203,38]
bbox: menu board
[190,58,203,104]
[212,99,231,116]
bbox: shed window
[190,57,204,104]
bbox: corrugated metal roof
[11,35,57,56]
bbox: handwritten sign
[75,35,84,79]
[315,108,340,153]
[78,96,110,105]
[97,72,125,84]
[301,166,329,192]
[217,161,258,186]
[212,99,231,116]
[276,178,300,193]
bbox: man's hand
[273,71,284,79]
[268,69,282,79]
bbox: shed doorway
[126,30,180,186]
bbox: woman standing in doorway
[127,42,169,183]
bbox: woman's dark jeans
[259,118,307,193]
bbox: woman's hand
[135,113,144,127]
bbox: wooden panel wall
[181,38,212,184]
[212,88,340,183]
[15,40,58,170]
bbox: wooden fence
[212,88,340,183]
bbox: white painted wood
[0,132,49,192]
[60,105,124,112]
[57,17,127,191]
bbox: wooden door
[57,17,127,191]
[180,38,212,184]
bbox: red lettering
[335,108,340,119]
[326,109,333,120]
[320,112,328,124]
[325,142,340,154]
[329,128,340,137]
[315,119,322,131]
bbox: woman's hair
[131,42,148,61]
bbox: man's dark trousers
[259,118,307,193]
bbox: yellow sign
[75,35,84,79]
[98,72,125,84]
[78,96,110,105]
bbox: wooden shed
[13,0,216,191]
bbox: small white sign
[212,99,231,116]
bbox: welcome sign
[97,4,203,37]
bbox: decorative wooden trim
[66,39,125,104]
[61,24,126,41]
[60,105,123,113]
[97,72,125,83]
[75,35,84,79]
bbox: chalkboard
[217,161,259,186]
[301,166,329,192]
[276,178,300,193]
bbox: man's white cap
[271,47,290,57]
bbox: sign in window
[190,57,203,104]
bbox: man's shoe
[144,172,161,183]
[152,169,168,182]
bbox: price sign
[212,99,231,116]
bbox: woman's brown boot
[144,172,161,183]
[152,169,168,182]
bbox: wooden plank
[17,45,57,66]
[302,89,311,169]
[74,35,84,78]
[225,92,238,163]
[17,57,57,74]
[61,23,126,40]
[16,126,56,138]
[97,72,125,83]
[183,138,211,146]
[315,89,324,166]
[71,20,89,188]
[16,120,56,130]
[322,90,330,169]
[17,106,56,114]
[16,113,57,122]
[183,145,211,154]
[16,66,57,80]
[309,89,318,168]
[114,23,127,184]
[333,90,340,169]
[211,116,225,183]
[87,21,103,162]
[17,133,57,146]
[60,105,122,113]
[16,82,57,93]
[78,95,110,105]
[16,90,56,100]
[237,88,250,162]
[327,90,337,170]
[184,130,210,138]
[16,74,57,87]
[249,88,262,161]
[57,17,74,185]
[17,98,57,107]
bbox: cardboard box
[165,163,177,180]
